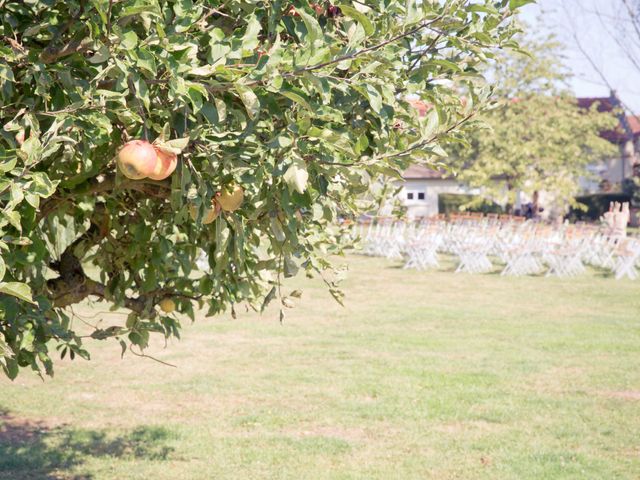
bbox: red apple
[117,140,158,180]
[148,147,178,180]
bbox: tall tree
[0,0,529,378]
[450,34,618,213]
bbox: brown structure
[578,91,640,186]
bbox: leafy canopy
[449,33,618,210]
[0,0,530,378]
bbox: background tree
[449,34,618,213]
[0,0,529,378]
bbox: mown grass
[1,255,639,479]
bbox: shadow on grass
[0,409,174,479]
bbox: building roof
[577,96,617,112]
[403,164,446,179]
[407,99,431,117]
[576,92,640,144]
[625,115,640,135]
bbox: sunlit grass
[1,255,639,479]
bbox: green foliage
[437,193,504,215]
[0,0,530,378]
[622,175,640,208]
[450,33,618,211]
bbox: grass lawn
[1,255,639,479]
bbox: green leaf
[0,282,37,304]
[234,83,260,120]
[19,136,42,165]
[87,44,110,64]
[267,135,293,149]
[337,4,374,36]
[298,10,323,46]
[0,62,15,83]
[0,336,11,358]
[284,159,309,194]
[120,3,162,18]
[164,137,190,152]
[241,14,262,52]
[136,48,157,76]
[307,127,355,155]
[2,211,21,233]
[214,97,227,123]
[3,358,18,380]
[188,65,218,76]
[420,109,440,139]
[283,255,299,277]
[0,153,17,173]
[119,30,139,50]
[279,90,312,111]
[364,84,382,114]
[0,256,5,282]
[261,286,277,312]
[31,172,58,198]
[509,0,535,10]
[270,217,286,242]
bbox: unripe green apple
[217,185,244,212]
[189,202,219,224]
[159,298,176,313]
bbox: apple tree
[0,0,531,378]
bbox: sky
[519,0,640,113]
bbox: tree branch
[409,32,443,71]
[379,111,477,160]
[201,14,447,94]
[289,18,442,75]
[37,174,171,222]
[621,0,640,44]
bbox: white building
[400,165,473,218]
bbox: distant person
[524,202,534,219]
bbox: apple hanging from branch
[189,200,220,225]
[216,185,244,212]
[148,146,178,181]
[117,140,158,180]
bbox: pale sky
[520,0,640,113]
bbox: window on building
[417,192,425,200]
[407,192,414,200]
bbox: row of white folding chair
[403,232,442,270]
[451,233,494,274]
[614,238,640,280]
[355,219,639,280]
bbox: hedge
[438,194,504,215]
[567,193,632,222]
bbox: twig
[201,14,446,94]
[408,32,443,71]
[622,0,640,44]
[378,111,477,160]
[128,345,177,367]
[288,17,443,75]
[37,174,171,222]
[127,77,149,140]
[106,0,114,36]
